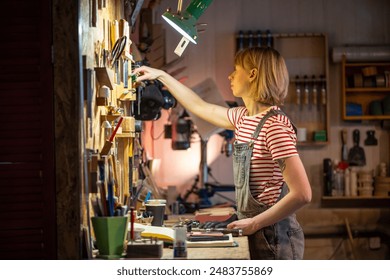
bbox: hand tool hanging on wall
[348,129,366,166]
[247,31,253,48]
[237,30,244,51]
[119,19,131,90]
[91,0,97,27]
[320,75,326,122]
[303,75,309,106]
[364,130,378,146]
[110,20,119,49]
[100,117,124,156]
[109,36,127,66]
[266,30,273,47]
[320,75,326,106]
[94,40,102,67]
[109,36,127,86]
[295,76,302,118]
[311,75,317,107]
[102,19,108,59]
[256,30,262,47]
[123,59,129,89]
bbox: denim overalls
[233,109,304,260]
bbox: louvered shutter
[0,0,56,259]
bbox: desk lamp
[162,0,213,56]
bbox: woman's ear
[249,68,257,81]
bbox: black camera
[133,80,176,121]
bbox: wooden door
[0,0,56,259]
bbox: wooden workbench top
[161,236,250,260]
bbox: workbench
[161,236,250,259]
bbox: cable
[150,121,165,140]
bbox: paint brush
[100,116,123,156]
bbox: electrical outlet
[369,237,381,250]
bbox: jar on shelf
[358,170,374,197]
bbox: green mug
[383,95,390,115]
[369,100,383,115]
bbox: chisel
[303,75,309,106]
[312,75,317,107]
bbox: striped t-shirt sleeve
[264,116,298,160]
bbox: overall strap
[250,109,297,146]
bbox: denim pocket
[287,227,304,260]
[262,225,277,256]
[233,154,246,188]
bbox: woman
[133,47,312,260]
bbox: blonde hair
[234,47,289,105]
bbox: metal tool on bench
[191,227,243,237]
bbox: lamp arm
[177,0,183,13]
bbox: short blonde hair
[234,47,289,105]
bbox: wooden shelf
[273,33,330,145]
[100,114,122,123]
[346,87,390,92]
[343,115,390,121]
[345,62,390,67]
[321,196,390,208]
[341,58,390,121]
[297,141,328,147]
[95,67,114,90]
[116,132,135,138]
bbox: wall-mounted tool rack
[235,32,330,145]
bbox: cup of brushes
[91,181,130,259]
[93,116,129,259]
[91,173,129,258]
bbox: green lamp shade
[162,12,198,44]
[162,0,213,44]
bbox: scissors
[110,36,127,68]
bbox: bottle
[332,160,344,196]
[350,168,358,196]
[323,158,333,196]
[173,223,187,258]
[333,168,345,196]
[379,162,387,177]
[344,168,351,196]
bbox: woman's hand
[226,217,259,236]
[132,64,233,130]
[132,65,164,82]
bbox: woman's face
[228,64,251,98]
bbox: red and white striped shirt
[227,106,298,206]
